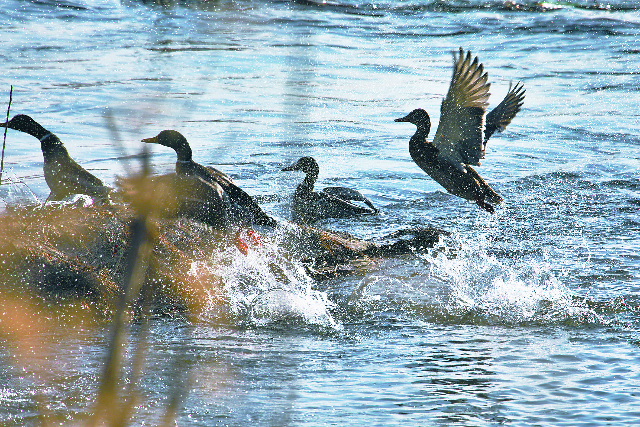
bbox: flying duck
[281,156,378,224]
[142,129,277,228]
[395,48,525,213]
[2,114,110,203]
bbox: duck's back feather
[322,186,378,212]
[293,190,376,223]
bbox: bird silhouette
[395,48,525,213]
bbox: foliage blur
[0,148,232,425]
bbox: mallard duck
[2,114,110,203]
[281,156,378,224]
[142,129,277,228]
[395,48,525,213]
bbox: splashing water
[420,233,603,326]
[194,228,342,330]
[0,169,41,208]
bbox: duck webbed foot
[474,196,495,214]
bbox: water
[1,0,640,425]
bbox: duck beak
[394,115,410,123]
[281,164,297,172]
[141,136,159,144]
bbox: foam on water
[419,233,603,326]
[0,169,41,208]
[3,1,640,424]
[193,228,341,330]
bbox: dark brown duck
[282,156,378,224]
[395,48,525,213]
[2,114,110,203]
[142,129,276,228]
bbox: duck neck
[296,170,317,197]
[174,144,193,162]
[408,126,433,160]
[173,143,196,175]
[176,158,197,176]
[40,133,67,157]
[16,120,50,141]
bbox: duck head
[281,156,320,177]
[142,129,192,161]
[2,114,50,140]
[395,109,432,135]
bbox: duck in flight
[281,156,378,224]
[142,130,277,228]
[2,114,110,203]
[395,48,525,213]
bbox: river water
[1,0,640,425]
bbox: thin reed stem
[0,85,13,185]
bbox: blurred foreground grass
[0,155,232,425]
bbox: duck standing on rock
[142,129,277,229]
[395,48,525,213]
[281,156,378,224]
[2,114,110,203]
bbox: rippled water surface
[1,0,640,425]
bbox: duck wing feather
[484,81,525,145]
[432,48,491,172]
[322,186,378,212]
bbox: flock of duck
[2,49,524,233]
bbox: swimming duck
[142,129,277,228]
[281,156,378,224]
[395,48,525,213]
[2,114,110,203]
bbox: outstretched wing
[484,81,525,145]
[432,48,491,172]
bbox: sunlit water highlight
[1,0,640,425]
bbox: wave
[302,0,640,13]
[0,169,42,207]
[346,231,635,328]
[284,0,640,40]
[114,0,640,14]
